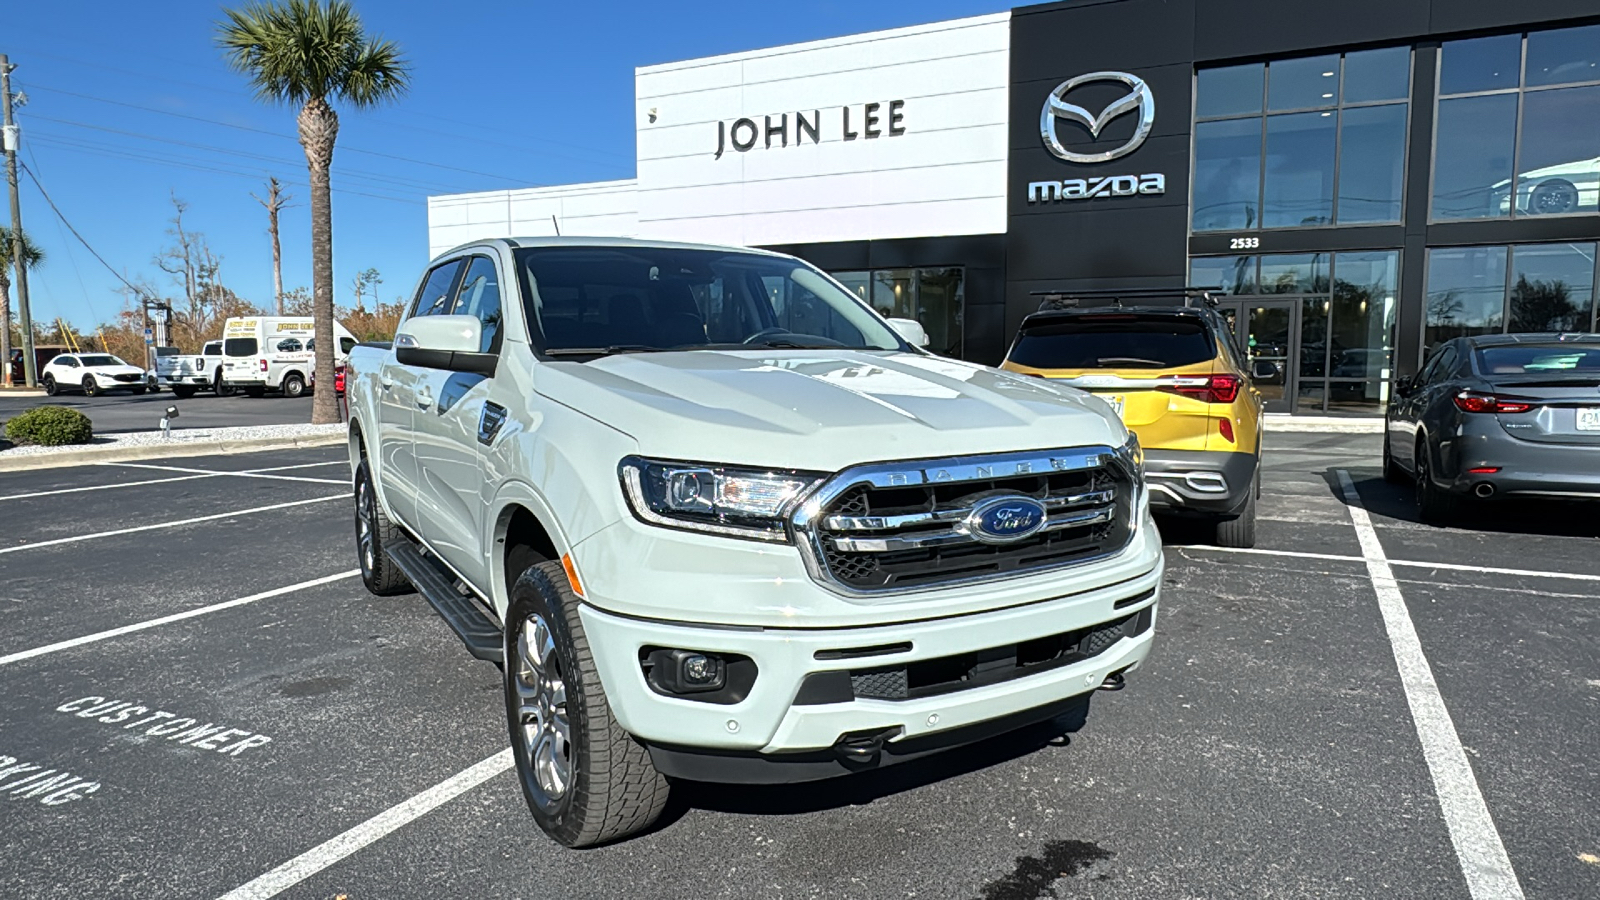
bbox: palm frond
[215,0,409,107]
[0,226,46,270]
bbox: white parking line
[215,748,515,900]
[105,462,346,485]
[0,495,346,555]
[0,570,360,667]
[1336,469,1525,900]
[1175,544,1600,583]
[0,462,349,502]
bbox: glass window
[1331,251,1399,378]
[1008,315,1216,369]
[1476,343,1600,373]
[1300,297,1329,377]
[224,338,257,357]
[1514,85,1600,216]
[1343,47,1411,103]
[1431,94,1518,219]
[916,267,964,357]
[832,271,871,306]
[1193,118,1262,231]
[1337,104,1407,223]
[1296,381,1326,413]
[1259,253,1327,294]
[1438,34,1522,95]
[870,269,914,320]
[1263,111,1336,227]
[1326,381,1387,414]
[1425,246,1509,348]
[1196,64,1264,118]
[1524,23,1600,88]
[1268,55,1340,110]
[1189,256,1258,294]
[410,260,464,319]
[339,337,357,354]
[1508,242,1597,333]
[452,256,504,353]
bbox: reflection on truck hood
[535,350,1124,470]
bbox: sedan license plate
[1577,408,1600,432]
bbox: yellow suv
[1001,290,1263,547]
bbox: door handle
[416,386,433,409]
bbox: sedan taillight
[1159,374,1241,404]
[1454,391,1533,414]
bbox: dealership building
[428,0,1600,415]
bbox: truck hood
[534,350,1126,471]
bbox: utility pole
[2,54,37,387]
[251,178,289,315]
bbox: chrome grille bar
[827,508,1115,553]
[821,489,1116,532]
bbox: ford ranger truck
[346,237,1161,848]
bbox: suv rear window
[1009,315,1215,369]
[1475,344,1600,374]
[224,338,259,357]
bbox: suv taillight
[1454,391,1532,414]
[1159,374,1241,404]
[259,359,268,373]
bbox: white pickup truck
[345,237,1161,847]
[155,341,233,398]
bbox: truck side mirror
[886,317,929,349]
[395,315,497,376]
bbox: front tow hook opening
[833,726,904,764]
[1098,669,1129,691]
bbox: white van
[221,316,357,398]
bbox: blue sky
[7,0,1012,329]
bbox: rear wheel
[214,371,236,396]
[171,386,198,399]
[355,459,412,596]
[1414,441,1464,525]
[282,372,306,398]
[81,376,99,397]
[504,560,669,848]
[1212,468,1258,548]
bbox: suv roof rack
[1029,286,1226,311]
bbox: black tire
[1382,432,1407,484]
[355,459,413,596]
[504,560,669,848]
[214,371,236,396]
[282,372,306,398]
[1212,468,1258,548]
[132,386,147,395]
[171,386,198,399]
[81,376,99,397]
[1414,440,1464,525]
[42,375,57,396]
[244,386,267,398]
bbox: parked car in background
[220,316,357,398]
[1001,289,1263,547]
[40,353,149,396]
[1492,156,1600,216]
[1385,332,1600,522]
[156,341,232,398]
[7,345,71,386]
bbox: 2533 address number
[1229,237,1260,250]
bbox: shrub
[4,406,94,446]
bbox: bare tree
[251,177,293,315]
[350,267,381,311]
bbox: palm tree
[0,225,45,388]
[217,0,408,424]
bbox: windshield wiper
[1096,357,1166,367]
[543,345,665,357]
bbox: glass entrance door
[1219,300,1299,413]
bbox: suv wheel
[282,373,306,398]
[1414,441,1463,525]
[355,459,412,596]
[504,560,669,847]
[81,376,99,397]
[1212,468,1258,548]
[42,375,57,396]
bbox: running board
[384,540,504,664]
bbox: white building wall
[425,12,1010,254]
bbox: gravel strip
[0,423,346,458]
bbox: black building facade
[1006,0,1600,414]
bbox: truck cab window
[453,256,504,354]
[410,260,465,319]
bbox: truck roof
[436,235,789,259]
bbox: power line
[19,161,152,300]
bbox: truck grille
[794,447,1138,594]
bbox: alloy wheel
[514,614,571,800]
[356,477,376,573]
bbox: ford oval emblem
[966,495,1049,544]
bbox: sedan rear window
[224,338,259,357]
[1008,315,1215,369]
[1475,344,1600,374]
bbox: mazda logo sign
[1040,71,1155,164]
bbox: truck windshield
[1009,315,1215,369]
[225,338,259,357]
[513,246,907,355]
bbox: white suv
[346,238,1161,847]
[41,353,149,396]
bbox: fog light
[646,648,726,694]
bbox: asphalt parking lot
[0,390,316,435]
[0,433,1594,900]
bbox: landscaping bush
[4,405,94,446]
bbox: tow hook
[833,726,903,763]
[1098,671,1127,691]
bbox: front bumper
[1143,449,1256,515]
[576,556,1160,774]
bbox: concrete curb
[0,389,49,398]
[0,432,347,473]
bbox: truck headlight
[619,456,824,542]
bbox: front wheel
[42,375,57,396]
[504,560,669,848]
[355,459,412,596]
[282,373,306,398]
[171,386,198,399]
[81,376,99,397]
